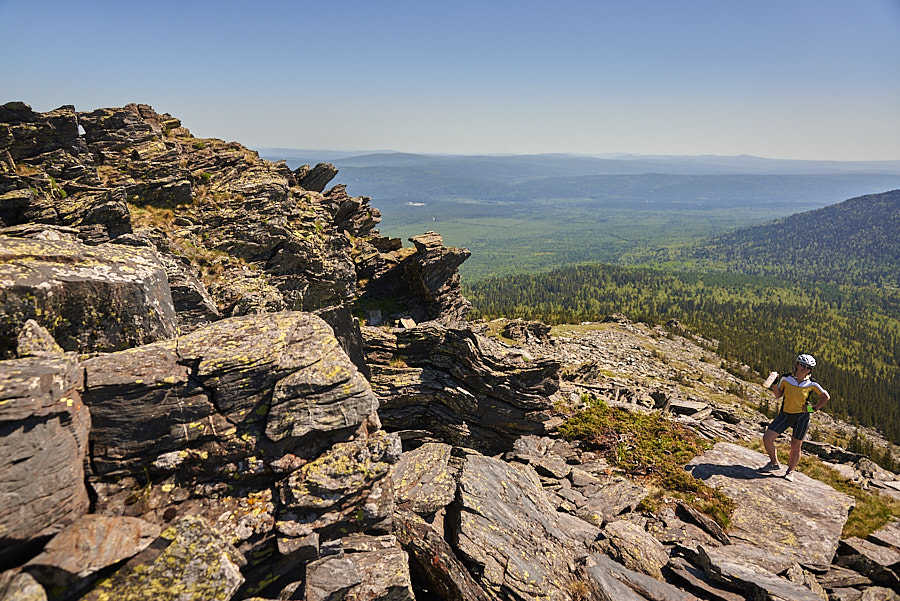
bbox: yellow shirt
[778,375,827,414]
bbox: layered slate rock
[452,454,599,601]
[582,553,699,601]
[394,510,491,601]
[80,515,245,600]
[835,536,900,589]
[6,101,900,601]
[686,442,854,572]
[365,323,559,455]
[1,102,382,372]
[868,519,900,552]
[0,354,89,570]
[78,104,193,209]
[696,546,825,601]
[82,311,379,478]
[277,431,401,550]
[294,162,339,194]
[355,231,471,325]
[0,103,128,243]
[0,236,177,358]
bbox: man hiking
[759,353,831,481]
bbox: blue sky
[2,0,899,160]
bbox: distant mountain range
[262,150,900,176]
[261,148,900,217]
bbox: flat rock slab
[868,519,900,551]
[667,556,746,601]
[686,442,854,571]
[390,442,456,515]
[394,510,491,601]
[837,537,900,589]
[24,515,160,593]
[80,515,244,600]
[668,399,709,416]
[455,454,593,601]
[577,479,650,526]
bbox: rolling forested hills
[623,190,900,287]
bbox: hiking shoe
[758,463,781,473]
[784,471,795,482]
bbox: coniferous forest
[466,190,900,445]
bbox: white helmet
[796,354,816,368]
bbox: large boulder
[295,162,339,193]
[82,311,380,479]
[0,354,90,570]
[390,442,457,515]
[0,235,177,358]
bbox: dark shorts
[767,411,811,440]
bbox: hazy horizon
[2,1,899,161]
[259,147,900,164]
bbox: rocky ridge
[1,102,899,601]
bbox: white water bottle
[763,371,778,388]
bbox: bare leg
[787,437,803,472]
[763,429,780,465]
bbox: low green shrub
[559,397,736,528]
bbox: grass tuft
[559,396,736,528]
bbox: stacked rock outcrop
[2,103,899,601]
